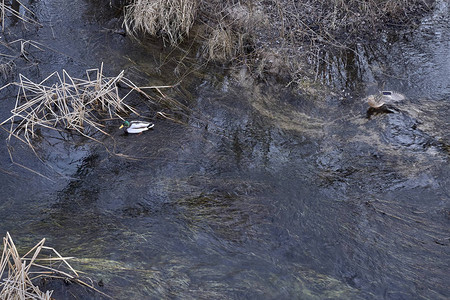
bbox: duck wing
[129,122,154,129]
[381,91,406,102]
[127,127,150,133]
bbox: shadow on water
[0,0,449,299]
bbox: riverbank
[123,0,436,88]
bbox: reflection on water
[0,0,449,299]
[317,0,450,102]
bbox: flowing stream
[0,0,448,299]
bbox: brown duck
[367,91,406,108]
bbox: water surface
[0,0,449,299]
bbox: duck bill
[119,125,124,129]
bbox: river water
[0,0,449,299]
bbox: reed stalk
[0,232,111,299]
[0,0,40,32]
[0,63,175,149]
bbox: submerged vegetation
[124,0,435,85]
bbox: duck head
[119,121,130,129]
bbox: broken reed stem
[1,63,175,149]
[0,232,112,299]
[0,233,50,299]
[1,0,5,32]
[0,0,41,32]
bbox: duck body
[119,121,154,134]
[367,91,406,108]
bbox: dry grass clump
[0,232,109,299]
[1,0,43,78]
[123,0,260,60]
[0,58,14,80]
[204,27,235,61]
[122,0,434,86]
[198,2,264,62]
[124,0,198,45]
[199,0,435,85]
[258,0,434,86]
[0,63,173,149]
[123,0,434,55]
[272,0,434,43]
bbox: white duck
[119,121,154,134]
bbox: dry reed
[0,232,110,299]
[124,0,197,45]
[122,0,434,87]
[0,58,14,79]
[1,39,44,80]
[0,63,175,149]
[0,0,40,31]
[205,27,235,61]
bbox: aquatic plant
[0,0,42,79]
[0,63,175,149]
[0,232,110,299]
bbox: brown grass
[0,232,110,299]
[0,63,176,150]
[1,0,43,78]
[204,27,235,61]
[122,0,434,87]
[197,2,263,62]
[124,0,198,45]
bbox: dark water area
[0,0,449,299]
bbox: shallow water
[0,0,449,299]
